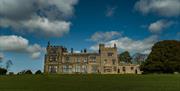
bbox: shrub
[35,70,42,75]
[17,70,33,75]
[25,70,33,74]
[8,72,14,75]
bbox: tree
[17,70,33,75]
[0,67,7,75]
[6,60,13,70]
[25,70,33,74]
[141,40,180,74]
[132,53,148,64]
[8,72,14,75]
[35,70,42,75]
[118,51,132,63]
[17,70,26,75]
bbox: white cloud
[0,0,78,37]
[0,17,71,37]
[90,35,158,54]
[0,0,36,20]
[0,35,43,59]
[135,0,180,17]
[148,20,173,33]
[106,6,117,17]
[38,0,78,18]
[90,31,121,42]
[31,52,41,59]
[74,51,81,53]
[0,35,28,51]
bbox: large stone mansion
[44,42,141,74]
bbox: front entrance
[118,69,120,73]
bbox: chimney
[71,48,73,53]
[47,41,50,47]
[84,49,87,53]
[114,43,117,48]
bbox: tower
[99,44,118,74]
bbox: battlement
[99,43,117,50]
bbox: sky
[0,0,180,73]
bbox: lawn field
[0,74,180,91]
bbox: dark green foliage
[17,70,25,75]
[8,72,14,75]
[35,70,42,75]
[25,70,33,74]
[141,40,180,73]
[17,70,33,75]
[0,67,7,75]
[118,51,132,63]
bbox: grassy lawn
[0,74,180,91]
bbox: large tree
[118,51,132,63]
[141,40,180,73]
[6,60,13,70]
[0,68,7,75]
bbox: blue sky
[0,0,179,73]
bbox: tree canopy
[141,40,180,73]
[0,67,7,75]
[35,70,42,75]
[118,51,132,63]
[17,70,33,75]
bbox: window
[108,53,113,56]
[48,66,58,73]
[50,49,57,54]
[77,58,80,63]
[83,58,88,63]
[123,67,126,72]
[90,56,96,62]
[113,67,116,71]
[63,65,68,73]
[91,65,97,73]
[49,55,57,62]
[104,68,111,72]
[63,65,72,73]
[82,65,87,73]
[131,67,134,70]
[104,59,107,64]
[112,59,116,65]
[66,57,70,62]
[75,65,81,72]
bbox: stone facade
[44,42,141,74]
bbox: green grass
[0,74,180,91]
